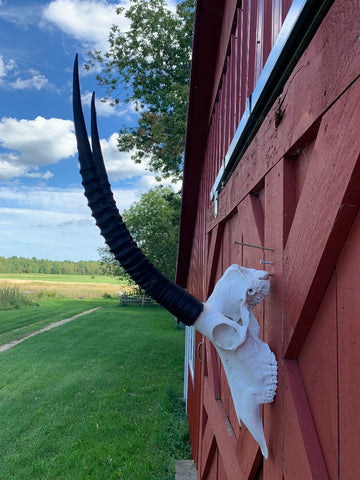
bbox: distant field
[0,274,134,299]
[0,273,122,284]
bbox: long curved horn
[72,54,203,326]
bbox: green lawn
[0,303,190,479]
[0,298,108,346]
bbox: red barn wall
[179,0,360,478]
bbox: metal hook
[197,340,204,362]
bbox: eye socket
[247,288,255,296]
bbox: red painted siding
[180,0,360,478]
[183,0,292,295]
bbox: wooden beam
[200,421,217,480]
[284,360,329,479]
[284,81,360,358]
[203,377,260,480]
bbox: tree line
[0,256,102,276]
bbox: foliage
[0,303,191,479]
[123,186,181,280]
[97,246,129,282]
[87,0,196,181]
[0,286,37,311]
[98,186,181,281]
[0,256,102,276]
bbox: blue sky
[0,0,179,262]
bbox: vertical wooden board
[215,254,224,291]
[206,224,224,299]
[247,0,257,97]
[228,35,235,142]
[336,210,360,480]
[237,193,266,336]
[294,140,314,206]
[220,82,226,159]
[255,0,264,83]
[218,361,240,438]
[240,0,249,115]
[187,373,199,463]
[283,375,312,479]
[262,0,272,65]
[237,195,264,269]
[221,213,242,271]
[220,221,228,272]
[196,330,208,466]
[271,0,282,45]
[219,360,231,424]
[205,340,220,400]
[188,327,206,465]
[298,274,338,479]
[263,160,290,478]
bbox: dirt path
[0,307,101,353]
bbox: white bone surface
[194,265,277,458]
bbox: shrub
[0,286,37,311]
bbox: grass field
[0,273,134,299]
[0,274,122,284]
[0,302,190,479]
[0,298,109,346]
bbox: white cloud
[42,0,130,51]
[0,116,76,167]
[0,155,28,181]
[99,133,149,181]
[9,73,48,90]
[0,114,179,189]
[0,115,150,183]
[0,185,88,214]
[0,55,49,91]
[0,54,16,81]
[0,157,55,181]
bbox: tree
[98,186,181,281]
[97,246,128,281]
[87,0,195,181]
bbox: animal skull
[194,265,277,458]
[72,57,277,458]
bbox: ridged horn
[72,54,203,326]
